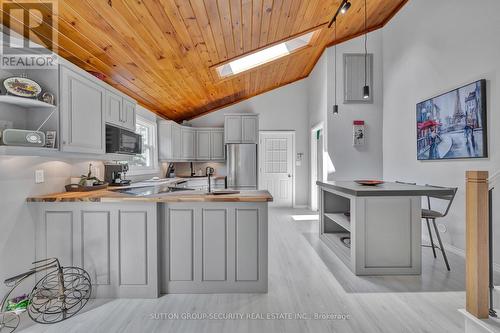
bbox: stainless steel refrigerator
[226,143,257,190]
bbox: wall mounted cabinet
[60,65,106,154]
[196,130,211,160]
[181,127,196,160]
[121,98,136,131]
[105,91,137,132]
[59,60,138,156]
[210,129,225,160]
[224,114,259,144]
[158,120,224,161]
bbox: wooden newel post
[465,170,489,318]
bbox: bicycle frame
[1,258,61,315]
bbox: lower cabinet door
[161,202,268,293]
[34,203,158,298]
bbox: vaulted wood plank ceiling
[1,0,407,121]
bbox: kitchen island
[316,181,455,276]
[27,188,272,298]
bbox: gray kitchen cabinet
[196,130,211,160]
[105,94,135,131]
[210,129,225,160]
[121,98,136,131]
[158,120,174,160]
[158,120,182,161]
[224,115,243,143]
[181,127,195,160]
[33,202,158,298]
[224,114,259,144]
[172,124,182,159]
[241,115,259,143]
[159,121,224,161]
[60,65,106,154]
[160,202,268,293]
[105,90,122,127]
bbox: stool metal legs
[425,218,437,258]
[431,218,451,271]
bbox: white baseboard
[423,236,500,274]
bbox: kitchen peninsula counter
[26,189,273,203]
[28,187,271,298]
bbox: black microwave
[106,125,142,155]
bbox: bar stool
[421,185,458,271]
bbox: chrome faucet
[190,162,195,177]
[206,166,214,193]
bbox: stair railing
[465,171,489,319]
[488,170,499,318]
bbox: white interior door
[259,132,294,207]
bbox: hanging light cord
[334,22,337,105]
[364,0,367,87]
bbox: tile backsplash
[161,162,226,178]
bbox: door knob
[288,174,291,178]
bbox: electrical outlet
[35,169,44,184]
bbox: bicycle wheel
[0,312,19,333]
[28,267,92,324]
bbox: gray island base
[28,190,271,298]
[316,181,455,276]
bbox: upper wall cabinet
[224,114,259,144]
[105,90,122,127]
[105,89,136,132]
[181,127,195,160]
[122,98,136,131]
[59,59,138,156]
[158,120,224,161]
[60,65,106,154]
[196,130,211,160]
[210,129,225,160]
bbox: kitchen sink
[115,185,195,196]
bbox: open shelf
[320,232,351,267]
[0,95,56,109]
[0,146,59,156]
[324,213,351,232]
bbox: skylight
[215,30,316,78]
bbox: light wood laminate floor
[20,208,478,333]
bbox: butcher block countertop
[26,189,273,203]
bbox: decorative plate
[355,180,385,186]
[3,77,42,98]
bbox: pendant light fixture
[362,0,370,99]
[333,21,339,115]
[328,0,351,28]
[340,1,351,14]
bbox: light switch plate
[35,169,44,184]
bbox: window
[214,29,318,78]
[128,115,159,175]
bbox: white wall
[308,53,328,129]
[307,30,384,182]
[382,0,500,259]
[188,80,310,207]
[0,157,105,295]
